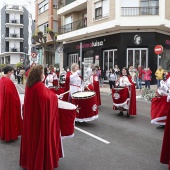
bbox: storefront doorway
[68,53,79,68]
[127,48,148,69]
[103,49,118,71]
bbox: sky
[0,0,35,19]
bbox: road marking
[16,84,25,92]
[75,126,110,144]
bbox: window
[38,0,49,14]
[140,0,159,15]
[38,22,48,34]
[5,56,10,64]
[94,0,109,20]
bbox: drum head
[58,99,76,110]
[72,91,95,99]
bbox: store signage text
[76,40,104,49]
[165,40,170,45]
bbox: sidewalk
[100,84,157,96]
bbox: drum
[58,99,76,138]
[151,96,170,125]
[112,87,129,108]
[72,91,98,122]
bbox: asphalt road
[0,83,168,170]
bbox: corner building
[57,0,170,83]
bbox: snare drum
[49,87,65,95]
[58,99,76,138]
[112,87,130,108]
[72,91,98,122]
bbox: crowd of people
[0,63,170,170]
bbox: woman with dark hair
[20,65,63,170]
[112,67,137,117]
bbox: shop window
[160,49,170,71]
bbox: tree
[32,29,63,65]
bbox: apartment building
[0,2,34,67]
[35,0,61,67]
[57,0,170,82]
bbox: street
[0,84,168,170]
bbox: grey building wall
[1,6,6,53]
[23,7,29,54]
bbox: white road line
[75,126,110,144]
[16,84,25,92]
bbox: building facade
[0,2,34,67]
[35,0,61,67]
[57,0,170,83]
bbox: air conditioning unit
[53,5,58,9]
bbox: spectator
[106,68,116,95]
[143,67,152,89]
[16,67,21,84]
[155,66,164,88]
[114,65,120,80]
[129,66,137,84]
[136,65,143,90]
[85,64,93,80]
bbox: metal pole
[157,54,159,68]
[80,42,82,76]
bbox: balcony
[5,19,24,28]
[121,6,159,16]
[58,18,87,34]
[57,0,87,16]
[5,47,22,52]
[5,33,24,41]
[5,5,24,14]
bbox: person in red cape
[89,67,101,106]
[20,65,63,170]
[160,100,170,169]
[0,66,22,141]
[25,62,36,78]
[62,63,84,102]
[113,67,136,117]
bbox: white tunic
[70,72,84,96]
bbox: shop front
[63,32,170,83]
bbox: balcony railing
[6,19,24,24]
[58,0,76,9]
[5,47,22,52]
[5,33,24,38]
[121,6,159,16]
[58,18,87,34]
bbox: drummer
[114,67,137,117]
[89,67,101,106]
[62,63,84,102]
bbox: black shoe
[156,125,165,129]
[117,112,124,116]
[126,113,130,118]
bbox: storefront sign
[133,35,142,45]
[165,40,170,45]
[76,40,104,49]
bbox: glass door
[103,49,117,80]
[127,48,148,69]
[68,53,79,68]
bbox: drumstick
[57,90,70,98]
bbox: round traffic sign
[154,45,163,55]
[31,52,37,58]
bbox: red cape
[128,76,137,115]
[20,82,62,170]
[160,102,170,169]
[62,71,71,102]
[0,77,22,141]
[92,74,101,106]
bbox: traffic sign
[31,52,37,58]
[154,45,163,55]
